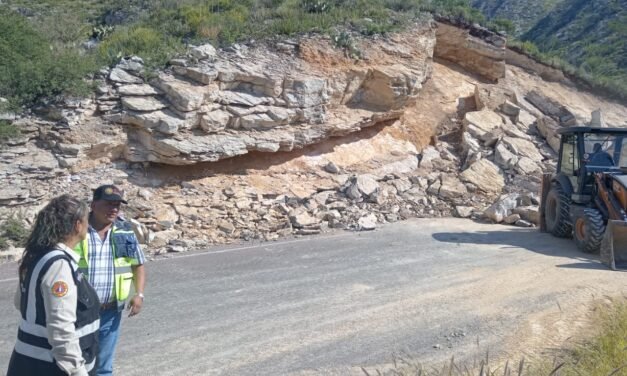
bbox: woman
[7,194,101,376]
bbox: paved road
[1,218,625,375]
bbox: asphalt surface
[1,218,624,375]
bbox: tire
[573,208,605,254]
[544,185,572,238]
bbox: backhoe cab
[540,127,627,270]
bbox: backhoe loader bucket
[600,220,627,270]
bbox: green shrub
[0,216,29,247]
[489,17,515,35]
[98,26,182,69]
[0,236,8,251]
[332,31,361,59]
[0,6,96,108]
[0,120,20,144]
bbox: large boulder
[500,100,521,118]
[152,74,213,112]
[513,206,540,224]
[536,116,562,152]
[358,214,378,231]
[191,44,218,61]
[494,142,518,170]
[501,137,544,162]
[525,90,576,126]
[439,175,468,200]
[515,157,541,174]
[464,110,503,138]
[484,193,519,223]
[346,175,379,200]
[109,68,142,84]
[420,146,441,169]
[460,159,504,194]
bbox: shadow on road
[432,228,609,271]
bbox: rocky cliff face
[1,20,627,261]
[99,26,435,165]
[434,21,506,82]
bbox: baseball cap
[92,185,128,204]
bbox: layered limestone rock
[505,48,567,83]
[104,25,436,165]
[434,21,506,82]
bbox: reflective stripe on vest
[15,251,99,365]
[75,222,138,303]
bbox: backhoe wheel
[544,184,572,238]
[574,208,605,254]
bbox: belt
[100,301,117,311]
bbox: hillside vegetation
[0,0,488,110]
[470,0,561,33]
[522,0,626,100]
[0,0,624,111]
[472,0,627,102]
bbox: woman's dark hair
[19,194,88,278]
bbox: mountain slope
[472,0,627,100]
[523,0,626,97]
[470,0,562,34]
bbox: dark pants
[7,350,97,376]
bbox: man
[589,142,614,167]
[74,185,146,376]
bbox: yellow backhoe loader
[539,127,627,270]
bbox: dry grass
[364,300,627,376]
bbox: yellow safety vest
[74,220,139,309]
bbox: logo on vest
[51,281,69,297]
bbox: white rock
[516,157,541,174]
[590,109,605,127]
[515,219,533,228]
[456,206,474,218]
[484,194,519,223]
[439,175,468,200]
[283,77,328,108]
[290,211,319,228]
[391,178,412,193]
[464,109,503,138]
[121,97,168,112]
[502,137,544,162]
[358,214,377,231]
[117,84,160,96]
[494,142,518,170]
[513,206,540,224]
[324,162,339,174]
[109,68,143,84]
[536,116,562,152]
[217,220,235,234]
[347,175,379,200]
[504,214,521,224]
[191,44,218,60]
[517,109,537,130]
[420,146,440,169]
[501,100,521,118]
[200,110,231,133]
